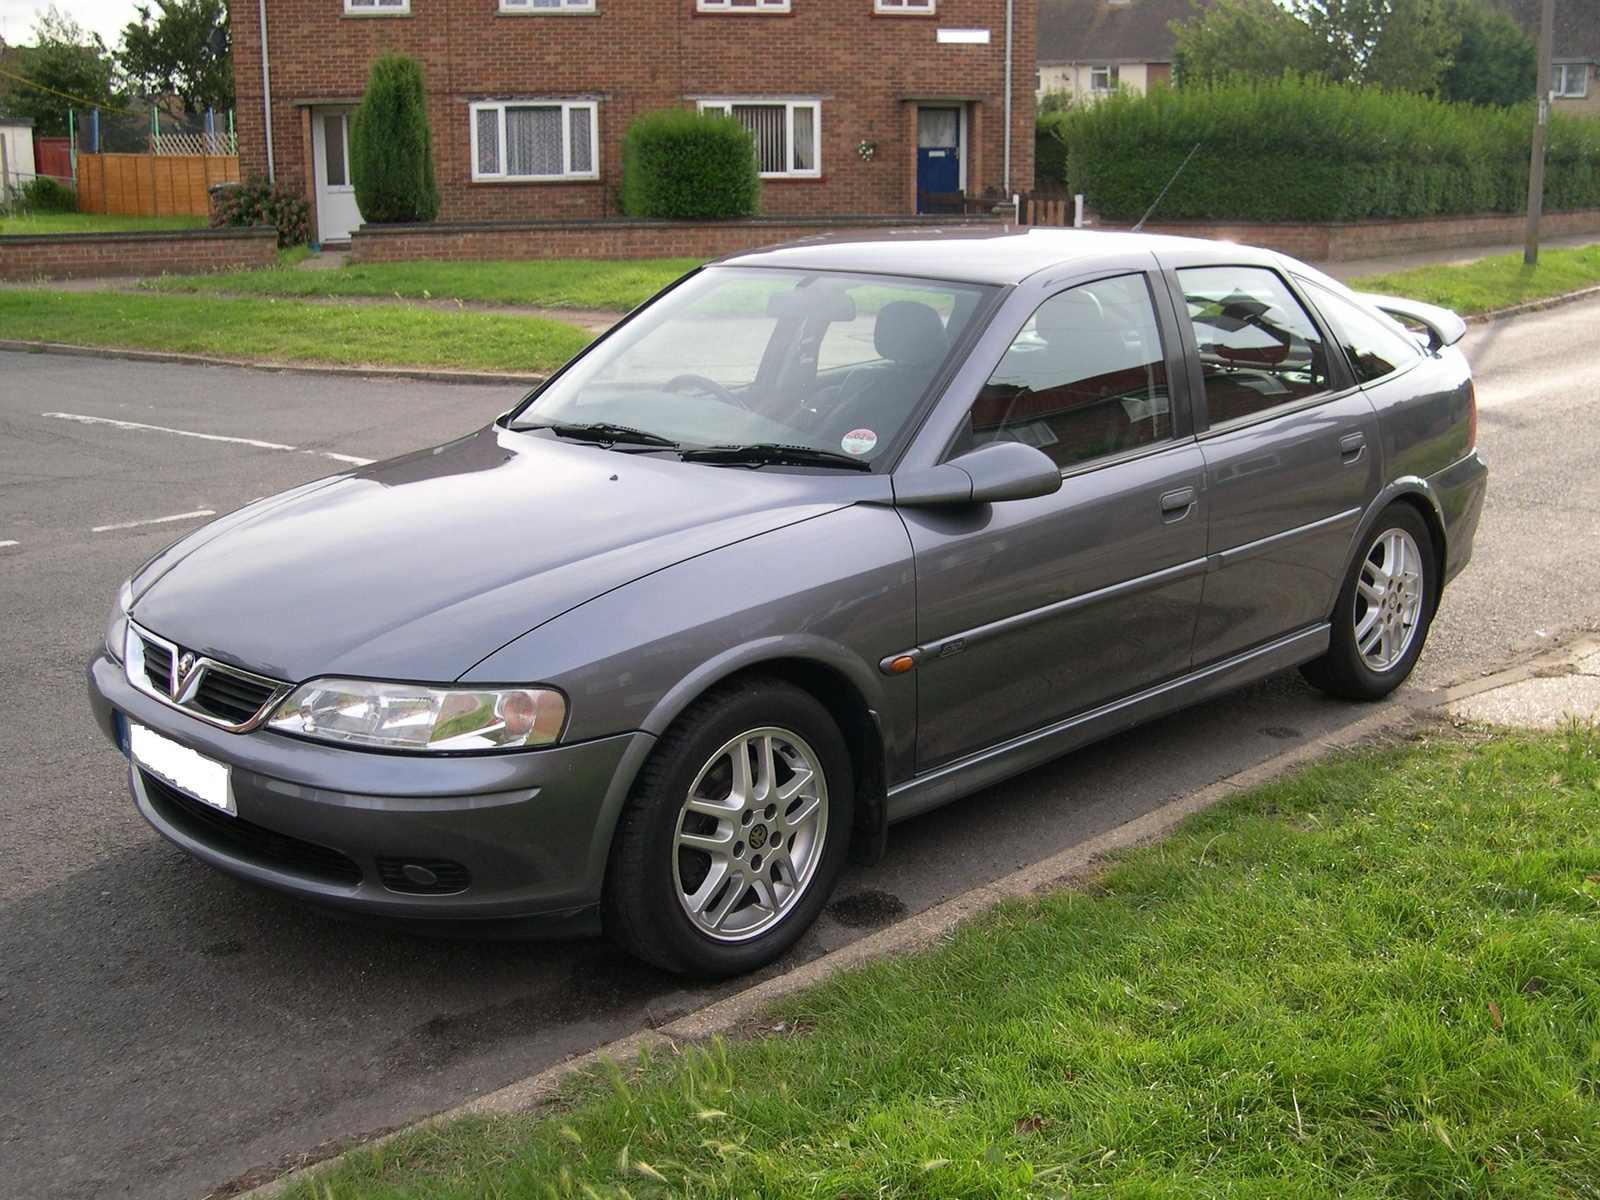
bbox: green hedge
[621,108,761,219]
[351,53,439,224]
[1041,75,1600,222]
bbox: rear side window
[1178,266,1331,425]
[1302,281,1425,384]
[973,273,1171,468]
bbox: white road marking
[43,413,375,466]
[0,540,18,548]
[93,510,216,534]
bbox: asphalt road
[2,299,1598,1199]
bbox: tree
[119,0,233,115]
[349,53,439,223]
[1173,0,1323,87]
[1172,0,1460,95]
[0,7,124,137]
[1437,0,1536,107]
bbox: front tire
[603,677,854,977]
[1301,503,1436,701]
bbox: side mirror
[891,440,1063,507]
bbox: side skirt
[885,625,1331,824]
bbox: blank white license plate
[130,723,234,815]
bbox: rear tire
[602,677,853,978]
[1301,503,1436,701]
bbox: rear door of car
[1162,260,1383,668]
[902,268,1210,773]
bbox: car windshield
[510,266,996,467]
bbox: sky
[0,0,146,51]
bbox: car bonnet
[126,425,869,685]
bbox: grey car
[87,229,1487,977]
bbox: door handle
[1160,487,1196,522]
[1339,432,1367,465]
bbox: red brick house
[230,0,1036,243]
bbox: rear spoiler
[1355,292,1468,351]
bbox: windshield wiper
[679,443,873,472]
[525,421,680,449]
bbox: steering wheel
[665,373,749,410]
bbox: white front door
[311,107,361,244]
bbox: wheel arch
[635,644,892,867]
[1337,479,1449,619]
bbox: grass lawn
[0,290,590,374]
[1348,244,1600,317]
[139,257,705,312]
[0,213,207,235]
[280,725,1600,1198]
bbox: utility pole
[1525,0,1555,266]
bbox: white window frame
[1554,63,1589,99]
[698,99,821,179]
[499,0,595,11]
[697,0,790,12]
[875,0,934,13]
[344,0,408,13]
[1089,64,1119,93]
[471,100,599,182]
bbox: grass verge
[138,257,704,312]
[0,213,206,235]
[280,724,1600,1198]
[0,290,590,374]
[1348,244,1600,316]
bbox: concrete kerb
[235,631,1600,1199]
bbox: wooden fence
[76,153,239,217]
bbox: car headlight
[267,679,566,751]
[105,580,134,663]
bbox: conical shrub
[350,52,439,224]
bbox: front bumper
[88,652,655,934]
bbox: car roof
[712,226,1286,287]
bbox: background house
[230,0,1036,244]
[1036,0,1200,104]
[1507,0,1599,118]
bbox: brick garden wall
[350,214,998,264]
[349,209,1600,266]
[0,228,278,282]
[1104,210,1600,263]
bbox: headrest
[874,300,947,365]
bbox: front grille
[128,624,290,730]
[376,857,472,896]
[192,670,280,726]
[142,640,174,693]
[142,771,364,888]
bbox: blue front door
[916,107,961,211]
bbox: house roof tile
[1504,0,1600,61]
[1037,0,1209,65]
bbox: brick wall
[0,228,279,282]
[349,213,998,263]
[232,0,1035,240]
[1098,209,1600,263]
[349,207,1600,266]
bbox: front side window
[1554,63,1589,98]
[1301,280,1423,385]
[344,0,408,13]
[1090,64,1119,92]
[875,0,935,12]
[1179,266,1331,425]
[472,101,597,180]
[699,100,820,177]
[974,274,1170,468]
[511,266,994,467]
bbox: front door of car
[903,273,1209,773]
[1171,264,1383,666]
